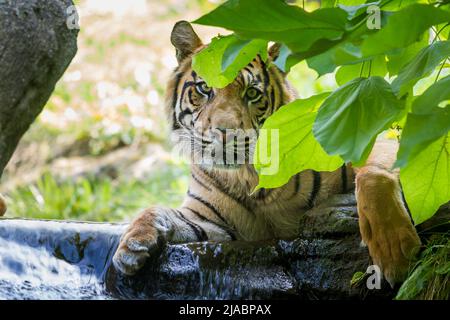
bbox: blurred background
[1,0,335,222]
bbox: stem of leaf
[432,23,450,43]
[434,59,446,83]
[360,61,366,78]
[368,60,373,77]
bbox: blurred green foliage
[7,166,189,222]
[3,0,208,222]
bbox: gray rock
[0,0,78,176]
[2,194,447,300]
[0,195,415,300]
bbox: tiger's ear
[268,43,289,76]
[171,21,203,64]
[268,43,282,61]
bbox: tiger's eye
[196,82,212,96]
[246,87,262,102]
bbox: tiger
[112,21,421,287]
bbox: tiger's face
[166,21,295,171]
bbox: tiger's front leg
[112,206,234,276]
[355,138,421,287]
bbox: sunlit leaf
[361,4,450,56]
[222,37,268,72]
[194,0,348,53]
[338,1,381,20]
[400,133,450,225]
[412,75,450,114]
[335,54,387,86]
[392,41,450,97]
[313,77,405,165]
[386,32,429,76]
[321,0,338,8]
[396,76,450,168]
[192,34,267,88]
[254,93,343,190]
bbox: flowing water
[0,219,124,300]
[2,198,386,300]
[0,219,297,300]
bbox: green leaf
[392,41,450,97]
[192,35,235,88]
[306,42,363,77]
[386,32,429,77]
[307,4,395,76]
[192,34,267,88]
[321,0,337,8]
[400,133,450,225]
[254,93,343,190]
[439,23,450,41]
[396,76,450,168]
[313,7,393,74]
[412,75,450,114]
[339,1,381,20]
[337,0,367,5]
[361,4,450,56]
[350,271,367,288]
[382,0,421,11]
[335,54,387,86]
[313,77,405,165]
[396,109,450,168]
[222,37,268,72]
[306,48,341,76]
[194,0,348,53]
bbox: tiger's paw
[367,225,420,288]
[112,208,169,276]
[359,208,421,288]
[356,168,422,288]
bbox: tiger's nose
[212,127,236,143]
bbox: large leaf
[386,32,430,76]
[194,0,348,53]
[338,1,382,20]
[392,41,450,97]
[335,54,387,86]
[321,0,338,8]
[192,35,267,88]
[306,9,392,77]
[361,4,450,56]
[400,133,450,225]
[412,75,450,114]
[382,0,422,11]
[222,37,268,72]
[313,77,405,166]
[306,42,366,76]
[396,76,450,168]
[254,93,343,190]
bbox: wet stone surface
[1,194,429,300]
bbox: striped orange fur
[113,21,420,287]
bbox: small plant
[397,233,450,300]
